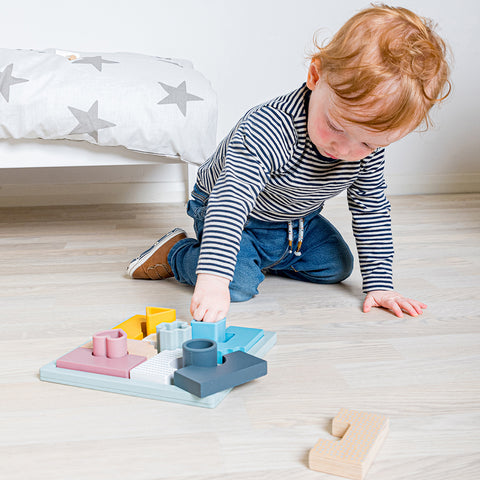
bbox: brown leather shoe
[127,228,187,280]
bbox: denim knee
[285,245,354,284]
[229,283,258,302]
[331,248,354,283]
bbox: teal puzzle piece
[191,319,264,363]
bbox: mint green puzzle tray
[39,331,276,408]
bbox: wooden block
[308,408,389,480]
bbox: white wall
[1,0,478,205]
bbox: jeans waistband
[191,183,210,205]
[191,183,324,230]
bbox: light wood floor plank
[0,193,479,479]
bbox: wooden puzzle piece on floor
[308,408,389,480]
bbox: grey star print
[68,101,116,142]
[72,56,119,72]
[158,81,203,116]
[156,57,183,68]
[0,64,29,102]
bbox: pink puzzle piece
[92,329,128,358]
[56,329,146,378]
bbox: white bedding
[0,48,217,165]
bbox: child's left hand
[363,290,427,318]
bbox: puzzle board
[39,327,276,409]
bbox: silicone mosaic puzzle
[39,307,276,408]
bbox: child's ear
[307,61,321,90]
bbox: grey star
[157,81,203,116]
[0,64,29,102]
[68,101,116,143]
[72,56,119,72]
[155,57,183,68]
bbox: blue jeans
[168,186,353,302]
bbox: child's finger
[385,299,403,318]
[189,300,198,317]
[192,305,207,322]
[202,309,218,323]
[399,300,419,317]
[362,295,375,313]
[405,299,427,315]
[411,301,426,315]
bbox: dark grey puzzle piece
[174,349,267,398]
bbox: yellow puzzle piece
[146,306,176,334]
[113,307,176,340]
[308,408,389,480]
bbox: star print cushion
[0,48,217,165]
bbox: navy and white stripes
[194,83,394,292]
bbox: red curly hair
[309,4,451,132]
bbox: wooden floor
[0,193,479,480]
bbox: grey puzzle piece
[173,349,267,398]
[156,321,192,352]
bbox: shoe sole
[127,228,186,278]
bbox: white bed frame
[0,139,198,206]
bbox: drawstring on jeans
[288,218,304,256]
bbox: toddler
[127,4,451,322]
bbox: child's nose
[332,141,350,158]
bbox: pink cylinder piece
[106,329,128,358]
[92,333,107,357]
[92,329,128,358]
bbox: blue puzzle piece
[191,319,264,363]
[174,349,267,398]
[220,326,264,357]
[191,318,227,343]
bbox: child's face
[306,65,408,162]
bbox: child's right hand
[190,273,230,323]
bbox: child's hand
[363,290,427,318]
[190,273,230,323]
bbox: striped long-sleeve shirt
[194,83,394,292]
